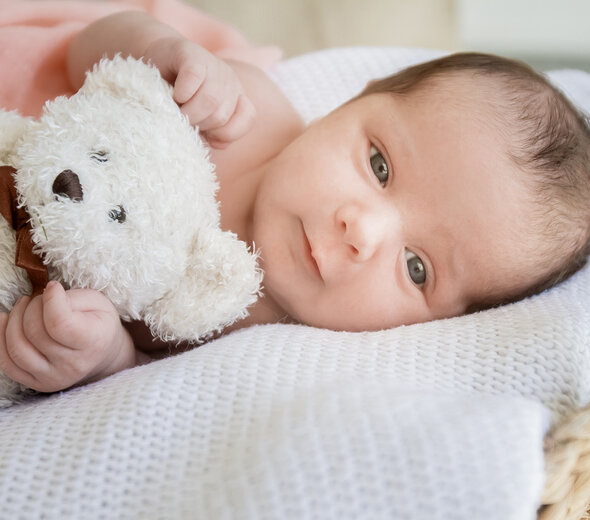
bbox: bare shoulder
[208,60,305,175]
[230,59,303,131]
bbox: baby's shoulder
[209,60,304,180]
[230,60,303,133]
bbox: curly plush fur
[0,56,261,406]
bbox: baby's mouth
[302,224,322,281]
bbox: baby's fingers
[42,282,115,350]
[202,94,256,148]
[178,63,248,133]
[173,62,207,105]
[179,80,235,130]
[0,299,49,388]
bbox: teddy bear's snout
[52,169,83,202]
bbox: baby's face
[252,82,536,331]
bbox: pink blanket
[0,0,281,116]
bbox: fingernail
[45,280,59,291]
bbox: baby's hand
[144,37,255,148]
[0,282,136,393]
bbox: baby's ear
[79,55,178,114]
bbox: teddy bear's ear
[0,110,32,164]
[79,55,178,114]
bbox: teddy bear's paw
[144,230,262,343]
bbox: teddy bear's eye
[108,205,126,224]
[90,150,108,163]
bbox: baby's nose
[336,203,400,262]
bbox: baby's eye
[370,145,389,187]
[406,249,426,286]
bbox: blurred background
[189,0,590,72]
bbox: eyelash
[369,144,389,187]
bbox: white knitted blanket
[1,47,590,520]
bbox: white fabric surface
[1,46,590,520]
[0,359,548,520]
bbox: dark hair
[361,52,590,311]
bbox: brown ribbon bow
[0,165,49,296]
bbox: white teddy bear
[0,56,261,405]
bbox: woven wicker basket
[539,404,590,520]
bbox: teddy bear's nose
[52,169,83,202]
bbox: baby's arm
[67,11,254,146]
[0,282,147,393]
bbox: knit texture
[0,365,548,520]
[1,47,589,519]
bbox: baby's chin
[283,303,391,332]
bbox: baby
[0,10,589,393]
